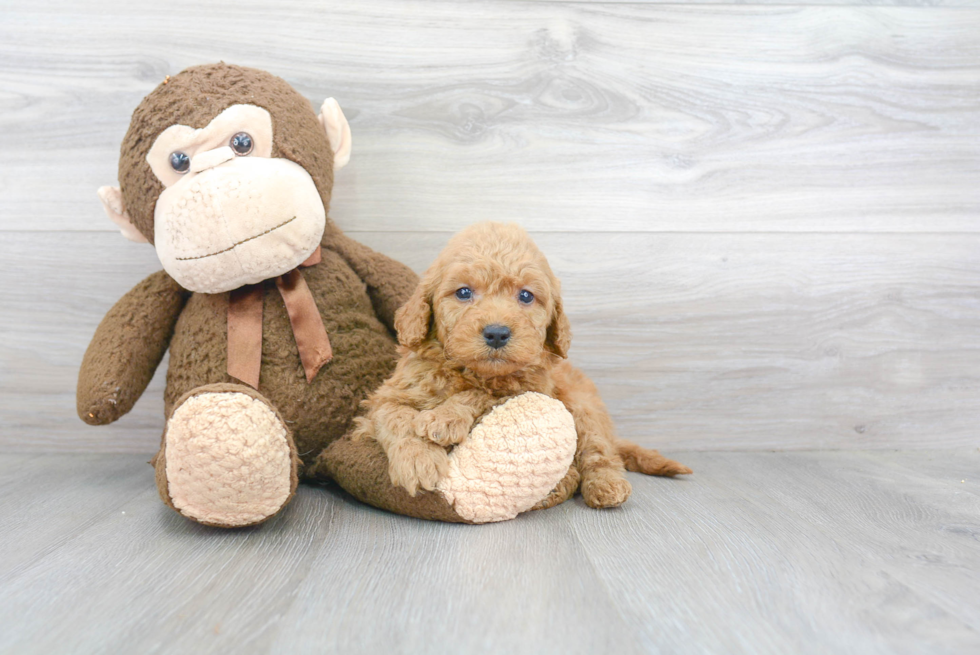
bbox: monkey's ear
[394,281,432,350]
[318,98,352,171]
[545,295,572,359]
[97,186,149,243]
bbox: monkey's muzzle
[153,157,326,294]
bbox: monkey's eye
[518,289,535,305]
[455,287,473,301]
[230,132,253,156]
[169,152,190,173]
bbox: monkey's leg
[153,383,299,528]
[531,465,581,511]
[313,392,577,523]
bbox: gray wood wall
[2,0,978,453]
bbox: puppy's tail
[615,438,692,477]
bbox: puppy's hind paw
[387,439,451,496]
[581,470,632,509]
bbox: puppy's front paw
[414,409,472,447]
[581,469,632,509]
[387,439,451,496]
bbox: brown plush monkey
[80,63,576,527]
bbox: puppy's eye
[455,287,473,301]
[518,289,535,304]
[170,152,190,173]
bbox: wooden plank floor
[1,451,978,654]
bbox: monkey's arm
[77,270,189,425]
[325,231,419,333]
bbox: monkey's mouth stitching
[175,216,297,261]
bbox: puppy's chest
[438,371,555,400]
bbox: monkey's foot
[157,384,298,527]
[436,392,577,523]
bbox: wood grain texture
[3,231,977,452]
[1,451,978,654]
[0,455,148,577]
[520,0,980,4]
[1,0,978,452]
[1,2,979,233]
[569,450,980,655]
[1,3,977,651]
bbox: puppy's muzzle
[482,324,511,350]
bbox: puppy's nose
[483,324,511,350]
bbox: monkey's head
[98,63,352,293]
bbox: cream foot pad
[165,391,294,527]
[436,392,577,523]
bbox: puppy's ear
[394,281,432,349]
[546,295,572,358]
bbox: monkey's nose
[190,146,235,173]
[483,324,511,350]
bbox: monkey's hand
[77,270,188,425]
[531,465,581,511]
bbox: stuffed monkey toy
[79,63,576,527]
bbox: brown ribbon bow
[226,246,332,389]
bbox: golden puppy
[353,222,690,509]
